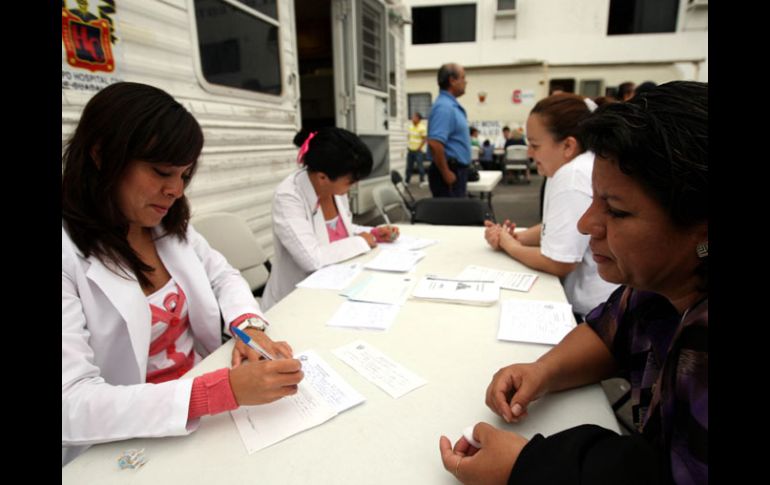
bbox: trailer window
[358,0,387,92]
[193,0,282,96]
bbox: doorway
[296,0,335,131]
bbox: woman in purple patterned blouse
[439,81,708,485]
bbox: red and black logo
[62,1,117,73]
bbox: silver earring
[696,241,708,258]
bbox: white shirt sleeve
[540,190,592,263]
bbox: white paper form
[332,340,427,398]
[298,350,365,413]
[497,299,576,345]
[364,249,426,272]
[457,265,538,292]
[387,234,438,251]
[326,301,401,331]
[342,273,416,305]
[411,276,500,306]
[231,382,337,454]
[296,262,363,290]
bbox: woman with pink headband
[262,127,399,310]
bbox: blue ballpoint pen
[232,326,277,361]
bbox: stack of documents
[410,276,500,306]
[296,262,363,290]
[497,299,576,345]
[325,274,416,331]
[326,301,401,331]
[342,273,415,305]
[387,234,438,251]
[456,265,538,292]
[364,249,426,272]
[231,350,365,454]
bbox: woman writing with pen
[262,127,400,310]
[62,82,303,466]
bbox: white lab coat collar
[155,229,221,355]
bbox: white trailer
[62,0,411,258]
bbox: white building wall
[407,62,693,130]
[405,0,707,69]
[403,0,707,134]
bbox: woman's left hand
[439,423,528,485]
[231,328,293,367]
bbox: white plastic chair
[191,212,271,295]
[372,184,411,224]
[504,145,531,184]
[471,145,480,162]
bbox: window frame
[607,0,680,36]
[497,0,517,11]
[388,30,397,118]
[579,79,604,98]
[188,0,287,102]
[407,92,432,120]
[410,3,477,45]
[357,0,388,93]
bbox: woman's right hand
[359,232,378,248]
[229,358,304,406]
[501,219,517,237]
[485,362,550,423]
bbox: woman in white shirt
[62,82,302,465]
[484,94,617,319]
[263,127,399,310]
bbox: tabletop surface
[466,170,502,193]
[62,224,618,484]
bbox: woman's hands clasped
[484,219,518,251]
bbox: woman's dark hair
[299,127,373,182]
[617,81,635,100]
[580,81,708,286]
[530,93,593,151]
[634,81,657,97]
[62,82,204,288]
[293,128,312,148]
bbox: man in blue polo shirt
[427,63,472,197]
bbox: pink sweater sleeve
[187,368,239,420]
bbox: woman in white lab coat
[262,127,400,310]
[62,83,303,466]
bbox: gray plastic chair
[504,145,531,184]
[372,184,412,224]
[191,212,271,296]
